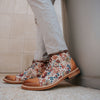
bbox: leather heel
[67,68,80,79]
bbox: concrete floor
[0,74,100,100]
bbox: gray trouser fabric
[51,0,55,4]
[27,0,68,61]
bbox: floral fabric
[38,51,73,86]
[16,61,46,81]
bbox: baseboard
[65,74,100,90]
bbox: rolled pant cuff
[32,59,49,63]
[48,49,69,57]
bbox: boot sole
[21,67,80,90]
[3,78,23,84]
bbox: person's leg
[33,17,48,61]
[21,0,80,90]
[33,0,56,61]
[27,0,68,56]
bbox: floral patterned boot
[3,60,47,84]
[21,50,80,90]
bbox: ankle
[48,49,69,57]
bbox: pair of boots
[3,50,80,90]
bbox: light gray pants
[27,0,68,61]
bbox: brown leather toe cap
[23,78,40,86]
[5,75,16,81]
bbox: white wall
[62,0,100,77]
